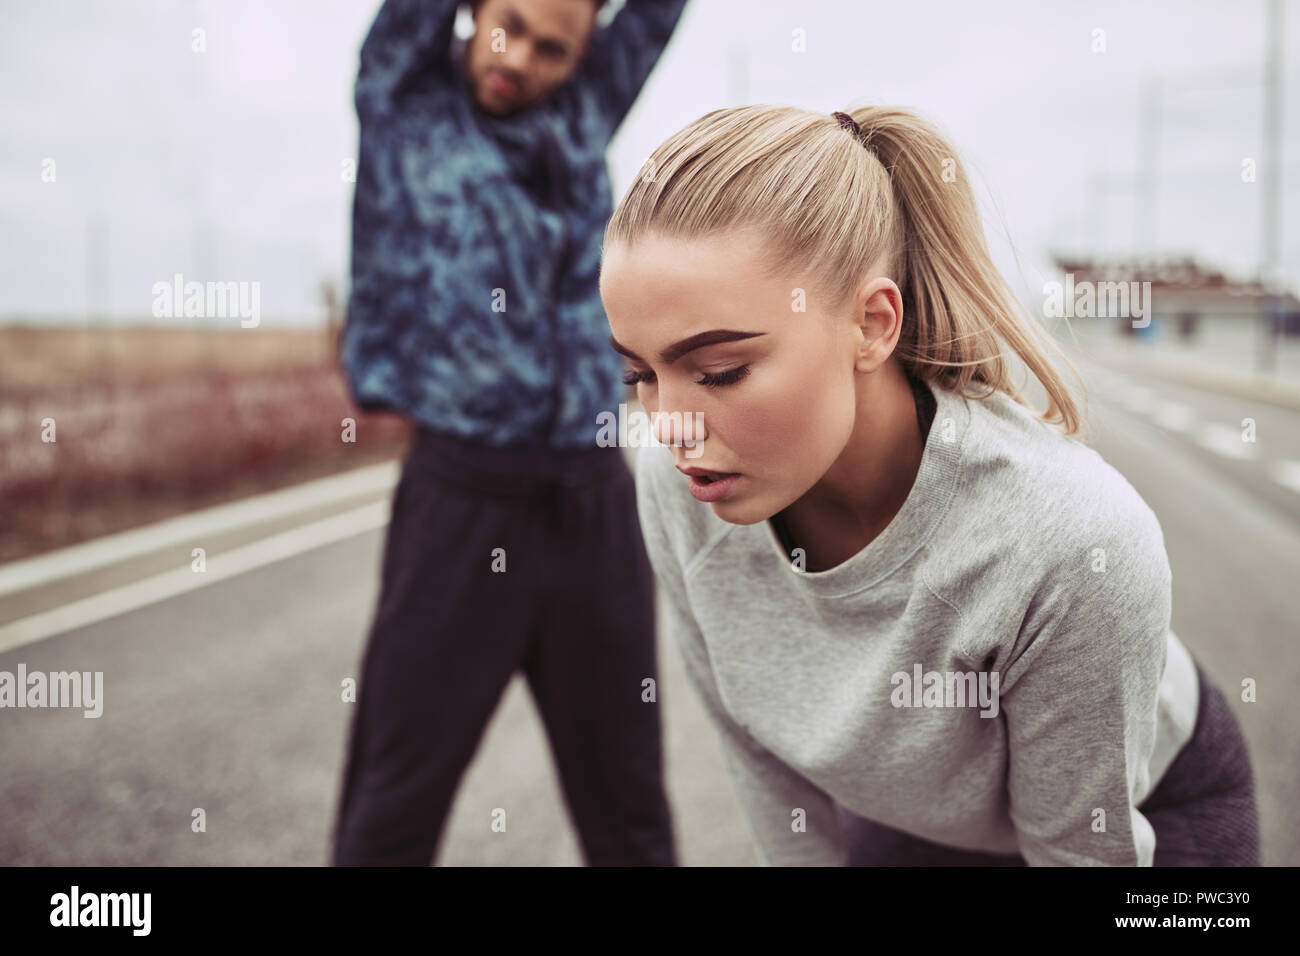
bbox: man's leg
[523,455,678,866]
[331,433,545,866]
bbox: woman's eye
[621,366,751,389]
[697,365,750,388]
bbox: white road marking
[1083,362,1298,487]
[1195,423,1258,460]
[1115,384,1156,411]
[1271,460,1300,495]
[1096,382,1129,403]
[1152,400,1197,433]
[0,500,392,654]
[0,461,398,599]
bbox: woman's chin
[708,496,768,526]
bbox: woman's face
[601,229,887,526]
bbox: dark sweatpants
[331,425,677,866]
[836,656,1261,866]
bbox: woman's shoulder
[945,384,1170,581]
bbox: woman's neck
[777,362,926,570]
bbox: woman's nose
[650,405,705,449]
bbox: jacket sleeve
[634,444,848,866]
[998,513,1172,866]
[574,0,691,135]
[355,0,463,123]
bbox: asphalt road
[1,355,1295,866]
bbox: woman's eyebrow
[608,329,766,365]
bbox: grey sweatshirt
[634,376,1200,866]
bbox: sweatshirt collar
[754,377,969,599]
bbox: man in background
[331,0,691,866]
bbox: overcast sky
[1,0,1296,325]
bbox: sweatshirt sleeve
[573,0,691,136]
[998,509,1172,866]
[355,0,462,123]
[634,444,848,866]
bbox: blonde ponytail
[605,103,1088,437]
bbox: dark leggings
[838,658,1261,866]
[331,426,676,866]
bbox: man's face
[465,0,598,116]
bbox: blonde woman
[599,105,1260,866]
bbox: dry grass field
[0,324,411,563]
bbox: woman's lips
[680,470,741,502]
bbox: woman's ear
[852,278,903,372]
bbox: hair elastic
[831,111,861,139]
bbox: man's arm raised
[355,0,463,122]
[575,0,691,136]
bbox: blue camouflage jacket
[340,0,690,449]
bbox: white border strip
[0,500,392,654]
[0,461,399,599]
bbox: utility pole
[1257,0,1283,376]
[727,43,748,107]
[1136,77,1162,257]
[85,210,112,407]
[1087,168,1138,257]
[85,210,110,323]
